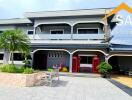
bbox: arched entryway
[71,50,107,73]
[108,55,132,74]
[33,49,70,70]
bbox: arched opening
[72,50,106,73]
[72,22,105,40]
[35,23,72,40]
[33,50,70,71]
[108,56,132,74]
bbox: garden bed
[0,72,45,87]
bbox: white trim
[72,21,105,26]
[33,49,71,54]
[77,28,99,34]
[72,49,108,56]
[108,54,132,60]
[35,23,71,28]
[36,27,41,32]
[34,21,105,28]
[50,29,64,34]
[79,54,96,57]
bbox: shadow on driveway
[108,79,132,97]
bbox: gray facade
[0,8,131,73]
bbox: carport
[108,55,132,74]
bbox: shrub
[23,67,33,74]
[0,64,18,73]
[97,62,112,78]
[17,66,25,73]
[0,64,34,74]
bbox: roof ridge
[25,7,115,14]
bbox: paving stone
[0,76,131,100]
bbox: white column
[33,26,36,40]
[30,52,34,67]
[3,51,10,64]
[69,53,72,73]
[105,55,109,63]
[71,26,73,40]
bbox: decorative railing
[28,33,105,40]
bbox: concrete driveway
[0,76,131,100]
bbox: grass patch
[0,64,34,74]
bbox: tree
[97,62,112,78]
[0,29,30,64]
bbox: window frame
[77,28,99,34]
[27,30,34,35]
[50,29,64,34]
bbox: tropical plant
[97,62,112,78]
[0,64,33,74]
[23,67,33,74]
[0,29,30,64]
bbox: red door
[92,56,99,73]
[72,56,80,72]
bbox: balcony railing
[28,32,105,40]
[73,34,104,40]
[35,34,71,40]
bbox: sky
[0,0,132,19]
[0,0,132,45]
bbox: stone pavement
[0,76,131,100]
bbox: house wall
[39,25,71,34]
[47,51,70,68]
[74,51,105,62]
[34,16,105,27]
[0,25,15,30]
[0,25,33,35]
[73,23,103,34]
[37,23,103,34]
[16,25,34,34]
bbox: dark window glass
[28,30,33,35]
[0,54,3,60]
[80,56,87,63]
[78,29,98,34]
[80,56,93,64]
[88,57,92,64]
[0,31,2,33]
[51,30,63,34]
[13,53,25,61]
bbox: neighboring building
[0,8,131,73]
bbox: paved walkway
[0,76,131,100]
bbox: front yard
[0,76,131,100]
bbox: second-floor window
[77,28,98,34]
[28,30,33,35]
[50,30,64,34]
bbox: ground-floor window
[0,54,3,60]
[80,56,93,64]
[13,53,25,61]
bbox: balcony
[29,33,104,40]
[29,23,106,41]
[73,34,104,40]
[34,33,71,40]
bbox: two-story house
[0,8,131,74]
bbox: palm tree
[0,29,30,64]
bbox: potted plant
[97,62,112,78]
